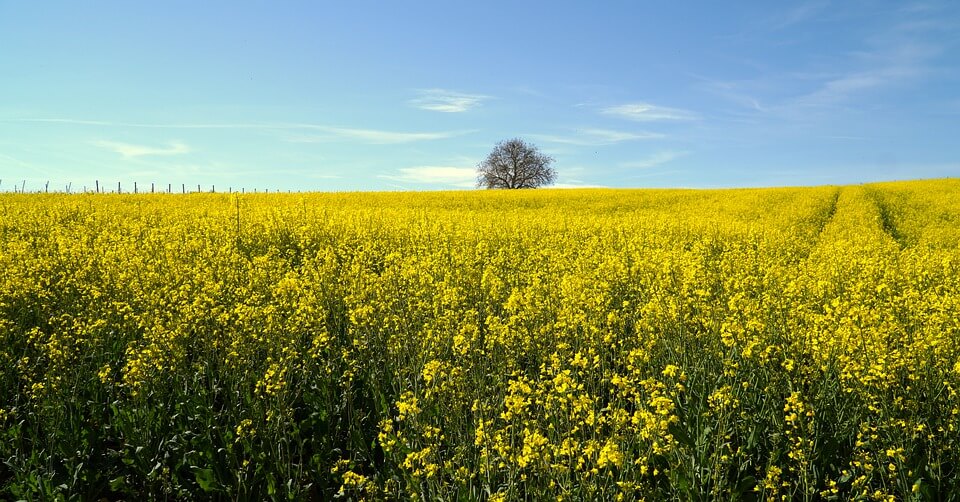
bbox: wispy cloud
[689,72,771,116]
[289,126,471,144]
[6,118,473,143]
[602,103,699,122]
[379,166,477,187]
[0,152,33,168]
[552,183,608,189]
[409,89,491,113]
[790,41,938,109]
[767,0,831,30]
[633,169,684,179]
[532,128,663,146]
[16,118,117,126]
[699,9,951,119]
[897,2,946,15]
[10,118,276,129]
[621,151,689,170]
[93,140,191,158]
[546,166,608,188]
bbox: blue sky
[1,1,959,192]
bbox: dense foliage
[1,180,959,500]
[477,138,556,189]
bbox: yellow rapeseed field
[1,179,959,500]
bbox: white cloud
[11,118,279,129]
[16,118,116,126]
[94,140,191,158]
[322,127,463,143]
[621,151,689,169]
[379,166,477,187]
[602,103,699,121]
[0,152,32,168]
[790,43,935,108]
[701,14,948,117]
[289,126,471,144]
[533,128,663,146]
[8,119,472,144]
[409,89,491,113]
[551,183,608,189]
[767,1,831,30]
[633,169,684,179]
[579,128,664,143]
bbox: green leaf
[668,422,694,447]
[194,468,217,492]
[735,475,757,496]
[267,473,277,496]
[109,476,126,492]
[672,469,691,494]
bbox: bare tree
[477,138,556,189]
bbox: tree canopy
[477,138,556,189]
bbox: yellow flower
[98,364,112,384]
[597,440,623,469]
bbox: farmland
[1,179,959,500]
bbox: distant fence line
[0,179,291,194]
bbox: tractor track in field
[812,187,841,245]
[864,187,906,248]
[790,187,841,270]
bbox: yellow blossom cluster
[1,179,959,499]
